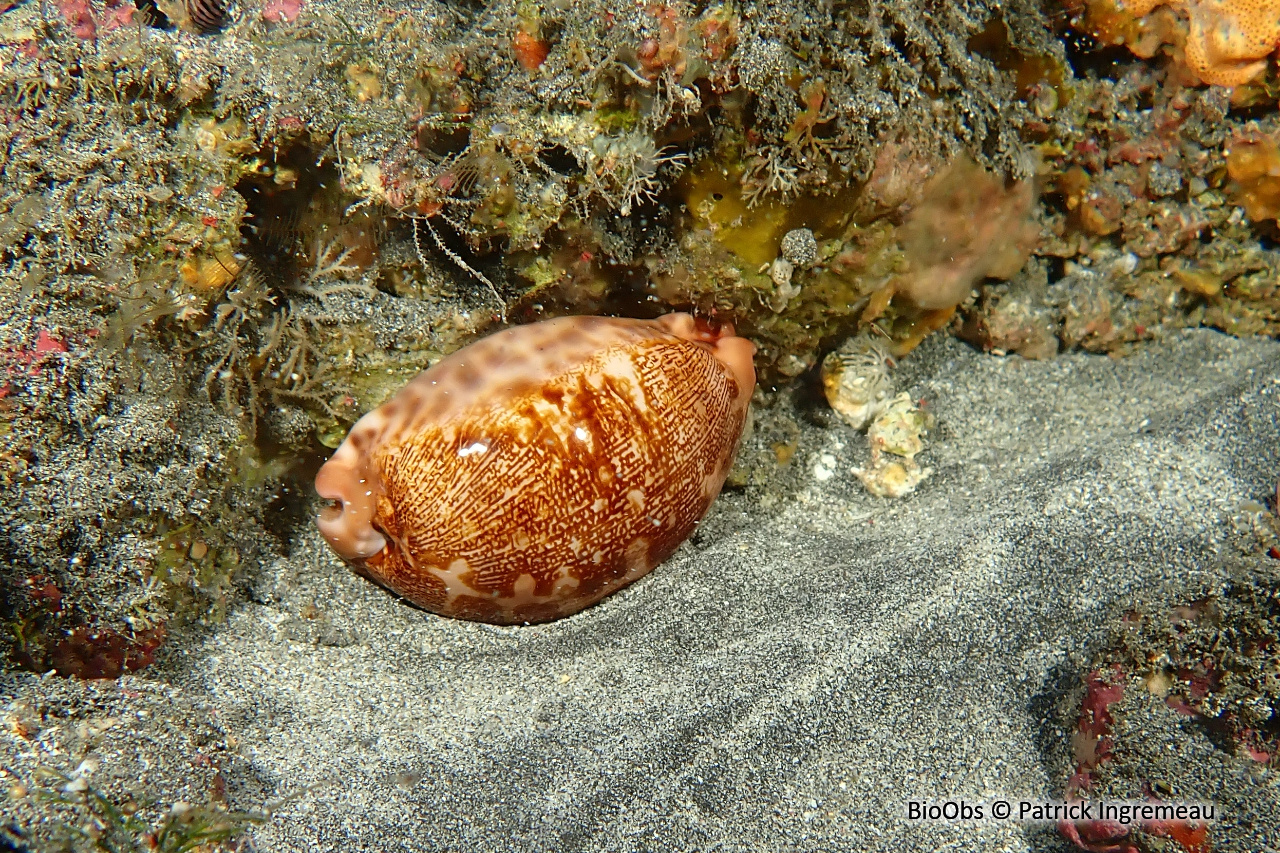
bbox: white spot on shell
[426,559,478,606]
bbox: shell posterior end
[655,313,757,401]
[710,334,757,403]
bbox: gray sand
[5,328,1280,851]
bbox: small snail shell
[314,313,756,624]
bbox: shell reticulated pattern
[315,315,754,624]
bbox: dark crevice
[1062,30,1140,82]
[134,0,173,29]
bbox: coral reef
[0,0,1274,677]
[0,0,1272,690]
[962,21,1280,357]
[326,0,1060,379]
[5,0,1280,847]
[650,147,1040,384]
[0,309,272,677]
[0,0,1071,678]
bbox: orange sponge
[1123,0,1280,86]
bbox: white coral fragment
[853,393,935,498]
[852,458,932,498]
[868,393,933,460]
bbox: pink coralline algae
[57,0,136,40]
[1057,666,1211,853]
[58,0,98,39]
[1,329,67,396]
[262,0,304,23]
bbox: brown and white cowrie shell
[314,313,756,624]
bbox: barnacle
[821,334,896,431]
[185,0,227,34]
[155,0,229,33]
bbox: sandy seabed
[6,329,1278,852]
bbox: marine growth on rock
[1121,0,1280,86]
